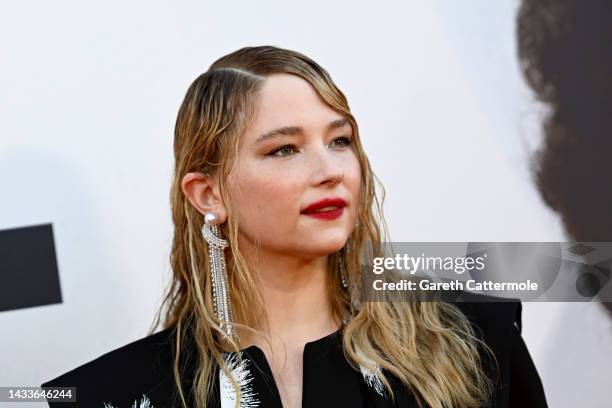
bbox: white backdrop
[1,1,611,407]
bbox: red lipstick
[301,197,347,221]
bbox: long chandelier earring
[339,248,349,289]
[343,217,359,289]
[201,212,235,340]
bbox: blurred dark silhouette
[517,0,612,314]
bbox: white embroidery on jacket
[355,348,386,397]
[103,393,153,408]
[219,351,261,408]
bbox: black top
[42,301,548,407]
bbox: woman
[42,46,546,407]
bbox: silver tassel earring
[340,242,362,320]
[342,218,360,289]
[202,212,235,340]
[339,248,349,289]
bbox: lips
[301,197,347,214]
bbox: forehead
[245,73,344,138]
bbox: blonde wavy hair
[150,45,494,408]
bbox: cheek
[346,156,363,196]
[229,164,301,231]
[345,156,363,222]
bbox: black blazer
[42,301,547,407]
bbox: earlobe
[181,172,227,222]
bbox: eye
[267,144,298,157]
[330,136,352,148]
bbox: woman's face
[226,73,362,259]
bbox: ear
[181,171,228,223]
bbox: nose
[310,146,345,186]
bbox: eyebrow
[254,118,350,145]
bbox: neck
[239,245,341,349]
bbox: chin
[303,237,348,257]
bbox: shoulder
[450,294,523,368]
[452,294,522,336]
[41,327,185,407]
[451,296,548,406]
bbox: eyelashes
[331,136,353,148]
[267,136,353,157]
[268,145,297,157]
